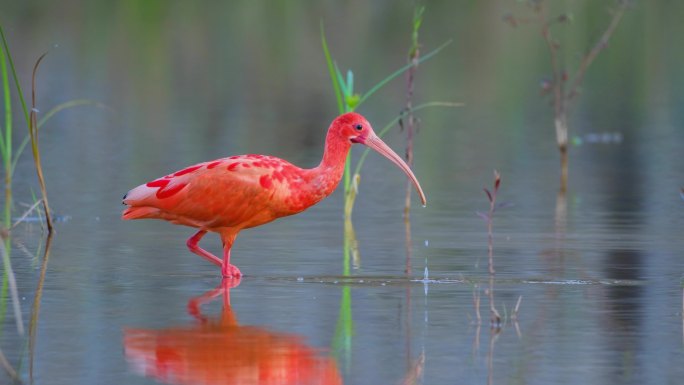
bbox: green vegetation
[0,23,97,382]
[321,22,452,218]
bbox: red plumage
[123,113,426,277]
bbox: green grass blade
[320,22,344,114]
[0,32,12,229]
[334,63,349,100]
[37,99,102,128]
[0,24,29,126]
[0,45,9,161]
[356,39,452,107]
[10,99,103,173]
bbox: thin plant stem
[482,170,502,325]
[29,53,53,233]
[0,235,22,335]
[352,102,462,177]
[473,284,482,325]
[403,5,425,218]
[0,25,29,126]
[11,199,41,229]
[356,39,451,107]
[488,274,501,327]
[399,352,425,385]
[510,1,628,191]
[11,99,103,173]
[0,346,21,384]
[321,22,451,213]
[566,2,628,101]
[1,40,12,229]
[29,232,53,384]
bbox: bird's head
[331,112,427,206]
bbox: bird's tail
[122,206,160,220]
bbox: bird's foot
[221,263,243,278]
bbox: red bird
[122,112,426,277]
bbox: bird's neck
[308,133,351,199]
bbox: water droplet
[424,239,429,247]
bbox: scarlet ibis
[124,278,343,385]
[122,112,426,277]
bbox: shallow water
[2,1,684,384]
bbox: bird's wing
[122,155,299,229]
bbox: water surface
[2,1,684,384]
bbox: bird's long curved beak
[364,134,427,206]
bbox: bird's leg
[220,232,242,278]
[186,230,222,267]
[187,278,241,324]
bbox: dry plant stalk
[401,5,425,217]
[29,53,53,233]
[506,0,629,191]
[478,170,503,326]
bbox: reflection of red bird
[124,279,342,385]
[122,113,426,277]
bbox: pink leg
[186,230,222,267]
[187,278,241,323]
[220,232,242,278]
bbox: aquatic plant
[28,54,53,233]
[320,22,452,217]
[0,25,95,382]
[475,171,522,329]
[505,0,629,191]
[479,170,502,326]
[401,5,425,218]
[0,26,96,232]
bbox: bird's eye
[354,124,363,131]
